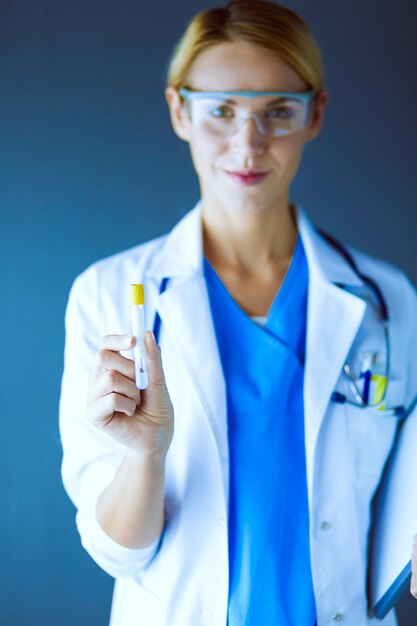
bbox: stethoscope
[152,231,416,421]
[318,230,414,419]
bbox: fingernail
[125,335,133,346]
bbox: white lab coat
[59,200,417,626]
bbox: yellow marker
[129,284,148,389]
[371,374,387,410]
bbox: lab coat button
[217,516,226,526]
[201,608,213,622]
[320,521,331,530]
[332,614,343,621]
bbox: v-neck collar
[203,235,303,321]
[203,235,308,364]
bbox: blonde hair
[166,0,325,93]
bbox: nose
[230,115,267,156]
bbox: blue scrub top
[203,237,316,626]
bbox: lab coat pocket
[346,379,405,490]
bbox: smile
[225,170,270,186]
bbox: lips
[230,170,268,176]
[225,170,270,186]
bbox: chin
[223,195,273,215]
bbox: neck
[201,196,298,275]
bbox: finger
[87,392,137,426]
[89,335,135,384]
[144,330,166,386]
[100,334,135,351]
[411,567,417,598]
[87,369,141,404]
[93,347,135,381]
[410,537,417,598]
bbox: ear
[305,89,329,141]
[165,86,192,142]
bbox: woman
[59,1,417,625]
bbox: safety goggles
[179,87,317,138]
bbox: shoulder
[347,245,416,310]
[70,233,168,297]
[64,233,171,339]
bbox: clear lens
[187,96,311,137]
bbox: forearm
[96,448,166,549]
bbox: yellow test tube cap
[129,283,145,305]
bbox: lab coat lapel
[146,201,228,463]
[147,202,369,499]
[297,209,367,498]
[156,276,228,458]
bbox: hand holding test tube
[86,283,173,456]
[130,284,148,389]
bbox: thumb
[144,330,166,386]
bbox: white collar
[146,199,363,289]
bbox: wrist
[124,447,168,471]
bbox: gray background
[0,0,416,624]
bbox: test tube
[129,283,148,389]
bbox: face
[165,40,328,217]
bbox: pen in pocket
[360,352,375,405]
